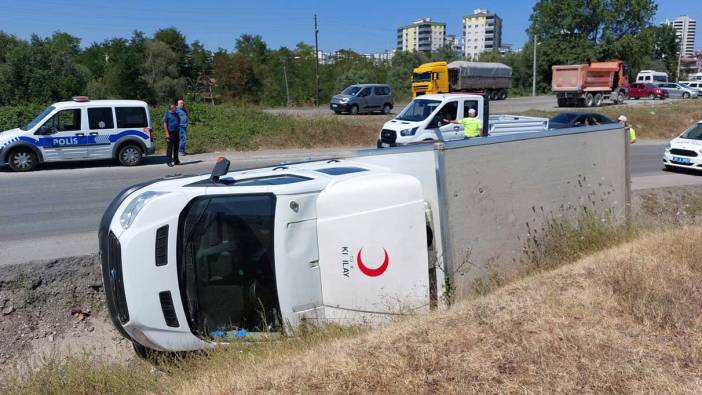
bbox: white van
[636,70,669,84]
[377,94,548,147]
[0,97,154,172]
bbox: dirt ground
[0,255,132,379]
[0,185,701,381]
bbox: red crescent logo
[357,248,389,277]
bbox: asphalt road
[1,141,700,266]
[265,95,678,116]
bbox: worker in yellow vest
[618,115,636,144]
[450,108,483,138]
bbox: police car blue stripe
[2,130,149,149]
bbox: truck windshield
[179,194,281,339]
[396,99,441,122]
[341,86,362,95]
[413,72,432,82]
[681,123,702,140]
[21,106,55,131]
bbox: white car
[0,97,154,172]
[663,121,702,171]
[377,94,548,147]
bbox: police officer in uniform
[618,115,636,144]
[450,108,483,139]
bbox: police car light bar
[72,96,90,102]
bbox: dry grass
[523,100,702,140]
[143,225,702,394]
[253,113,390,150]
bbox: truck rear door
[316,173,430,322]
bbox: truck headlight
[120,191,167,229]
[400,127,418,136]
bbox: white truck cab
[377,94,548,147]
[0,97,154,172]
[100,158,432,354]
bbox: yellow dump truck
[412,61,512,100]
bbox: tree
[213,53,260,101]
[154,27,191,78]
[235,34,269,64]
[143,40,186,102]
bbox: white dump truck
[101,122,629,356]
[377,94,549,147]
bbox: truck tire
[584,93,594,107]
[498,89,507,100]
[489,90,499,100]
[594,93,603,107]
[7,147,38,172]
[617,91,627,104]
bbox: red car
[627,83,668,100]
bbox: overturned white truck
[100,124,630,355]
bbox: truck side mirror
[211,157,231,182]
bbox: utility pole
[282,58,290,107]
[532,34,537,97]
[314,14,320,107]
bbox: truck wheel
[584,93,594,107]
[617,91,627,103]
[118,144,144,166]
[489,90,499,100]
[382,104,391,114]
[7,147,38,172]
[594,93,603,107]
[350,105,359,115]
[498,89,507,100]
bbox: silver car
[330,84,394,115]
[657,83,698,99]
[680,82,702,97]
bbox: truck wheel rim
[12,152,32,169]
[122,147,140,165]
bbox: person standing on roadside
[618,115,636,144]
[176,99,190,155]
[163,103,181,167]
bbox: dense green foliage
[0,0,681,107]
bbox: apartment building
[462,9,502,60]
[665,16,697,58]
[396,18,446,53]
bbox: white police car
[663,120,702,171]
[0,97,154,172]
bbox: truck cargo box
[447,61,512,91]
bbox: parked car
[548,112,616,130]
[329,84,393,115]
[680,81,702,96]
[0,97,154,172]
[663,120,702,171]
[627,83,667,100]
[656,83,698,99]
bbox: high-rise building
[665,16,697,58]
[396,18,446,53]
[462,9,502,60]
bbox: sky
[0,0,700,53]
